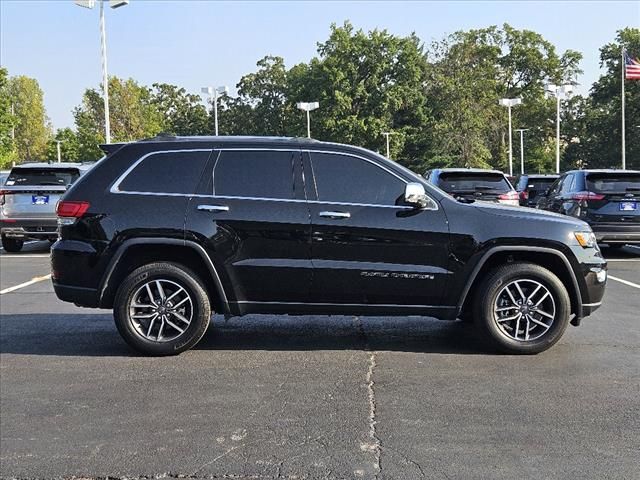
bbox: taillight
[571,191,605,202]
[519,191,529,201]
[0,189,10,206]
[56,201,90,218]
[498,191,519,201]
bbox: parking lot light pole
[545,83,573,173]
[382,131,397,159]
[75,0,130,144]
[201,86,229,136]
[56,140,64,163]
[515,128,529,175]
[499,98,522,177]
[296,102,319,138]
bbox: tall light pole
[382,131,397,159]
[514,128,529,175]
[75,1,129,144]
[545,83,573,173]
[201,86,228,136]
[296,102,319,138]
[499,98,522,177]
[56,140,64,163]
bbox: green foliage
[46,128,81,163]
[151,83,209,136]
[7,75,51,163]
[563,28,640,170]
[0,67,17,169]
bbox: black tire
[1,236,23,253]
[474,262,570,354]
[113,262,211,356]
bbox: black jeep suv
[51,136,607,356]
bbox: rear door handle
[197,204,229,212]
[319,211,350,219]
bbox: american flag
[625,52,640,80]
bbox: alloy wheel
[493,279,556,342]
[128,279,193,343]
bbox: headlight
[574,231,597,248]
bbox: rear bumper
[0,218,58,239]
[52,282,100,308]
[589,223,640,244]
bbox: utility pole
[382,132,397,159]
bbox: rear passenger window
[119,151,211,194]
[310,152,404,205]
[213,150,295,199]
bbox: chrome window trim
[110,146,438,210]
[110,149,213,194]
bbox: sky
[1,0,639,130]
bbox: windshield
[525,178,557,192]
[586,173,640,193]
[438,173,511,193]
[5,168,80,186]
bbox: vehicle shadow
[0,313,486,357]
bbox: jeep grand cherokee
[51,136,607,356]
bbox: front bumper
[0,218,58,239]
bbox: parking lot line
[0,274,52,295]
[0,254,51,259]
[608,275,640,290]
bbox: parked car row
[423,167,640,247]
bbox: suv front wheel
[114,262,211,356]
[474,262,570,354]
[1,235,23,253]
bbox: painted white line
[0,254,50,259]
[606,259,640,262]
[608,275,640,290]
[0,274,52,295]
[629,245,640,252]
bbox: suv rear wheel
[1,236,23,253]
[114,262,211,356]
[474,262,570,354]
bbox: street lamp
[296,102,319,138]
[381,131,397,159]
[201,86,228,136]
[499,98,522,177]
[75,0,129,144]
[545,83,573,173]
[514,129,529,175]
[55,140,64,163]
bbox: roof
[435,168,507,175]
[568,169,640,174]
[520,173,559,178]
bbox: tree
[151,83,209,135]
[7,75,50,162]
[46,128,81,163]
[563,28,640,170]
[74,76,164,159]
[0,67,17,168]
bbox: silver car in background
[0,162,94,252]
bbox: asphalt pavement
[1,242,639,479]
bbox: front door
[304,150,450,309]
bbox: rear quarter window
[118,150,211,194]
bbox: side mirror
[404,182,430,208]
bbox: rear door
[305,150,450,308]
[186,148,312,307]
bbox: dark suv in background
[425,168,519,206]
[537,169,640,247]
[51,136,606,356]
[515,174,559,208]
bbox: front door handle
[319,211,350,219]
[197,204,229,212]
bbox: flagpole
[622,48,626,170]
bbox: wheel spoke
[514,313,522,340]
[155,280,166,301]
[131,312,157,319]
[528,315,551,330]
[157,317,165,340]
[165,318,185,334]
[170,310,191,325]
[495,306,519,313]
[131,302,155,309]
[514,281,527,301]
[535,291,550,306]
[166,286,185,303]
[504,286,519,306]
[496,313,521,322]
[527,284,542,303]
[536,309,554,319]
[171,296,190,309]
[524,315,530,341]
[146,313,158,337]
[145,283,157,306]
